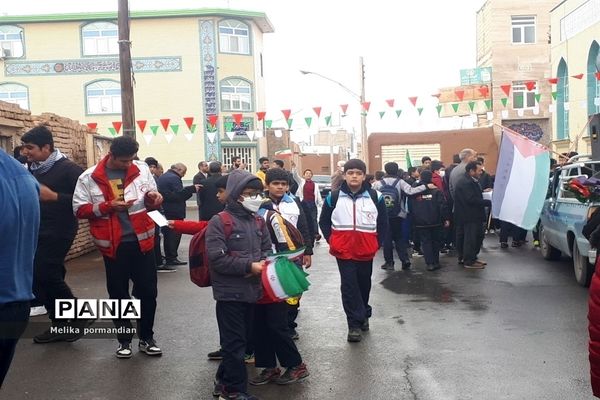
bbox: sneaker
[208,349,223,360]
[289,328,299,340]
[219,393,260,400]
[33,323,70,344]
[276,363,309,385]
[164,259,186,266]
[116,342,133,359]
[244,353,255,364]
[380,262,394,270]
[457,259,464,265]
[489,229,496,234]
[249,367,281,386]
[315,234,322,242]
[500,242,509,249]
[360,319,369,332]
[511,241,521,248]
[347,328,362,342]
[464,261,485,269]
[213,380,225,397]
[533,240,540,248]
[402,262,412,270]
[439,247,448,254]
[426,264,441,271]
[475,259,487,266]
[157,264,178,272]
[30,306,47,317]
[139,339,162,356]
[64,318,96,342]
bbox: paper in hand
[148,210,168,227]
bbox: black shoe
[457,259,464,265]
[165,259,187,266]
[511,241,521,248]
[33,325,70,344]
[360,319,369,332]
[347,328,362,342]
[427,264,441,271]
[402,262,411,270]
[380,262,394,270]
[500,242,509,249]
[116,342,133,359]
[289,328,299,340]
[157,264,178,272]
[439,248,448,254]
[139,339,162,356]
[218,393,260,400]
[65,318,96,342]
[208,348,223,360]
[213,379,226,396]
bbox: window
[82,22,118,56]
[86,80,121,114]
[512,16,536,44]
[218,20,250,55]
[557,59,570,140]
[220,78,252,111]
[512,81,537,110]
[0,83,29,109]
[222,146,254,172]
[0,25,24,58]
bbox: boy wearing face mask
[206,170,272,400]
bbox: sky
[2,0,487,140]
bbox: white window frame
[218,20,250,55]
[86,81,121,115]
[220,78,252,112]
[512,81,537,110]
[0,25,24,58]
[82,22,118,56]
[0,83,29,110]
[511,15,536,44]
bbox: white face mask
[439,170,445,178]
[240,195,264,213]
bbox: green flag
[171,124,179,134]
[436,105,442,116]
[150,126,159,135]
[395,109,402,118]
[501,98,508,107]
[535,94,542,103]
[379,111,385,119]
[305,117,312,128]
[190,124,197,133]
[286,118,293,129]
[417,107,424,116]
[451,103,459,112]
[468,101,476,112]
[224,122,234,132]
[484,99,492,110]
[405,149,413,169]
[108,127,117,136]
[551,91,557,101]
[265,120,273,129]
[325,115,332,126]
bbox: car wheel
[540,225,561,261]
[573,241,593,287]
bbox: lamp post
[300,56,368,170]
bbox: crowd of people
[0,124,559,399]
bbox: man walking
[145,157,166,271]
[21,126,86,343]
[291,161,323,243]
[198,161,226,221]
[255,157,270,187]
[73,136,164,358]
[449,148,477,200]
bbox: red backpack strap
[218,211,234,239]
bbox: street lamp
[299,57,368,170]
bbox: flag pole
[494,123,569,161]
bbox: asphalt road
[1,230,595,400]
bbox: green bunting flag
[305,117,312,128]
[468,101,476,112]
[379,111,385,119]
[551,91,557,101]
[395,109,402,118]
[286,119,293,129]
[224,122,234,132]
[535,94,542,103]
[436,105,442,116]
[171,124,179,134]
[190,124,197,133]
[451,103,459,112]
[265,120,273,129]
[325,115,332,126]
[484,99,492,110]
[417,107,424,116]
[501,98,508,107]
[108,127,117,136]
[150,125,159,135]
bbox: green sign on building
[460,67,492,85]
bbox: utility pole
[359,56,368,170]
[118,0,135,139]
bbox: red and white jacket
[72,156,160,259]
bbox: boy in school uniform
[319,159,388,343]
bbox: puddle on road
[380,271,489,312]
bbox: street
[1,231,594,400]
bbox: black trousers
[456,222,484,265]
[384,217,409,265]
[254,302,302,369]
[301,201,318,242]
[162,225,182,262]
[103,241,157,343]
[288,300,300,331]
[337,259,373,329]
[216,301,255,394]
[418,227,443,266]
[0,301,29,388]
[32,235,76,320]
[153,225,163,267]
[499,221,527,243]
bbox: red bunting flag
[361,101,371,112]
[136,120,147,133]
[596,72,600,80]
[500,84,512,96]
[478,86,489,97]
[525,81,536,91]
[386,99,395,107]
[572,73,584,80]
[232,113,243,125]
[548,77,559,84]
[208,115,218,127]
[183,117,194,130]
[340,104,349,114]
[112,121,122,134]
[312,107,321,117]
[281,109,292,120]
[86,122,97,130]
[256,111,266,121]
[408,96,418,107]
[454,89,465,101]
[160,119,170,131]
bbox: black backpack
[378,178,402,217]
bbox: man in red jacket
[73,136,163,359]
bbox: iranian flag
[274,149,293,158]
[261,248,310,302]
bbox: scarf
[29,149,66,176]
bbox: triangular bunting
[281,109,292,120]
[150,126,159,135]
[208,115,218,127]
[225,131,235,141]
[379,111,385,119]
[224,122,234,133]
[361,102,371,112]
[500,84,512,96]
[87,122,97,130]
[312,107,321,117]
[501,98,508,107]
[164,133,174,144]
[451,103,459,113]
[548,77,559,84]
[551,91,557,101]
[245,130,255,141]
[136,120,147,133]
[478,86,489,97]
[108,127,117,136]
[455,89,465,101]
[184,133,193,142]
[408,96,418,107]
[256,111,266,121]
[206,130,217,143]
[112,121,122,134]
[484,99,492,110]
[286,119,293,129]
[170,124,179,134]
[386,99,395,107]
[417,107,424,116]
[571,73,584,80]
[305,117,312,128]
[142,134,152,145]
[395,109,402,118]
[340,104,349,114]
[468,101,475,112]
[190,124,197,133]
[160,119,170,131]
[183,117,194,130]
[535,94,542,103]
[436,105,442,116]
[525,81,536,91]
[232,113,243,125]
[265,120,273,129]
[324,115,332,126]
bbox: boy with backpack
[249,168,311,386]
[205,170,272,400]
[408,170,449,271]
[372,162,433,271]
[319,159,388,343]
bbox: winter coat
[157,169,195,219]
[408,187,447,228]
[197,173,225,221]
[453,173,488,224]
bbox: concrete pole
[118,0,136,139]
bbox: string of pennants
[87,72,600,141]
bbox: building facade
[550,0,600,154]
[0,8,274,172]
[475,0,556,144]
